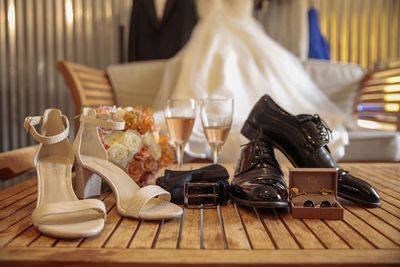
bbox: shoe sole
[230,194,289,209]
[242,119,381,208]
[337,192,380,208]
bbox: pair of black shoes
[231,94,381,208]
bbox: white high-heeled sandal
[24,109,106,239]
[74,108,183,220]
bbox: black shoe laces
[241,139,281,170]
[297,114,333,143]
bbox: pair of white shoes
[24,108,182,239]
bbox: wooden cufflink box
[289,168,344,220]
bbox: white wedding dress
[152,0,349,163]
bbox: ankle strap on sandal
[80,114,125,130]
[24,115,70,144]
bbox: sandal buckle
[184,182,219,209]
[24,116,32,133]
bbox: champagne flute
[200,98,234,164]
[164,99,196,167]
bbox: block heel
[75,164,102,199]
[241,120,260,140]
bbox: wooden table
[0,163,399,266]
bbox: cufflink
[303,200,315,207]
[303,200,332,208]
[320,200,332,207]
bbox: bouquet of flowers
[96,106,174,186]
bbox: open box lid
[289,168,338,197]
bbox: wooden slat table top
[0,163,399,266]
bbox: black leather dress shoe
[231,139,288,208]
[241,94,380,208]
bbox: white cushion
[107,60,167,108]
[342,130,400,161]
[303,59,365,115]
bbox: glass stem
[176,143,184,167]
[212,145,218,164]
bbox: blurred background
[1,0,399,152]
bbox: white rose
[116,107,128,118]
[121,130,142,154]
[104,131,125,147]
[107,143,132,168]
[142,132,161,160]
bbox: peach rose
[143,158,159,172]
[135,147,150,161]
[126,160,144,183]
[139,172,156,187]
